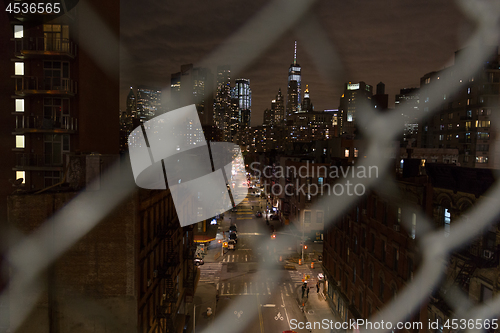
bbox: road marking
[250,282,253,294]
[216,283,219,291]
[262,304,275,308]
[267,283,271,295]
[232,284,236,293]
[245,255,248,261]
[232,255,235,262]
[257,295,264,333]
[227,283,230,294]
[281,292,291,327]
[244,282,248,294]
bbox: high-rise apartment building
[395,87,420,147]
[339,81,373,138]
[2,1,120,193]
[170,64,214,125]
[214,65,231,139]
[286,41,301,119]
[418,47,500,168]
[273,88,285,124]
[136,85,162,122]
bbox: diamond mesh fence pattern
[2,0,500,332]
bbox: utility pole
[301,217,305,264]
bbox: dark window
[372,197,377,219]
[408,257,414,281]
[382,240,386,263]
[394,248,399,272]
[379,276,384,300]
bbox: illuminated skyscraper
[338,81,373,138]
[273,88,285,124]
[301,84,314,112]
[136,85,162,122]
[234,78,251,128]
[170,64,214,125]
[286,41,301,119]
[214,65,231,138]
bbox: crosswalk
[199,262,222,283]
[222,254,272,263]
[216,280,299,297]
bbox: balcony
[14,76,77,96]
[14,115,77,134]
[456,243,499,269]
[15,153,63,170]
[13,37,76,59]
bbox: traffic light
[304,245,308,250]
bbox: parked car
[194,258,204,266]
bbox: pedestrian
[301,285,305,298]
[316,281,320,293]
[306,287,309,298]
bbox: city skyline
[120,0,477,126]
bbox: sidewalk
[187,283,217,333]
[295,264,341,333]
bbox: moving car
[229,224,237,233]
[194,258,204,266]
[228,239,236,250]
[229,232,238,243]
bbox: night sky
[120,0,474,126]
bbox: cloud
[120,0,472,126]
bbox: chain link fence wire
[2,0,500,332]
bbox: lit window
[444,209,451,237]
[354,148,359,158]
[14,25,23,38]
[15,99,24,112]
[15,135,25,148]
[15,62,24,76]
[16,171,25,183]
[411,213,416,239]
[344,149,349,158]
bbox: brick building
[8,160,197,332]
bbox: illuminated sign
[347,83,359,90]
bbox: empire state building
[286,41,301,119]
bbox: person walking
[306,287,310,298]
[316,281,320,293]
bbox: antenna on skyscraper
[294,41,297,65]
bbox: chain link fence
[2,0,500,332]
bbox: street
[196,187,325,333]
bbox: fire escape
[453,244,499,291]
[183,225,197,298]
[156,223,181,333]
